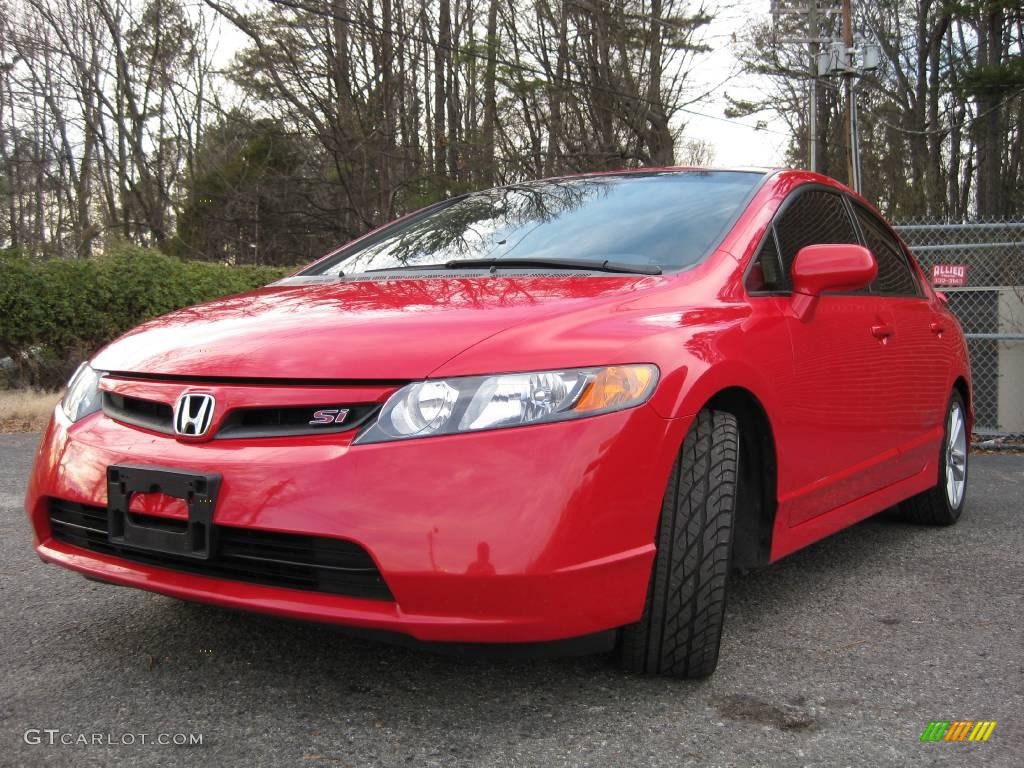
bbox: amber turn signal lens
[573,365,657,413]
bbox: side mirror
[792,244,877,296]
[790,244,877,319]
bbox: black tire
[618,409,739,679]
[898,389,968,526]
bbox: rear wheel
[899,390,968,525]
[618,409,738,679]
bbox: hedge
[0,246,291,389]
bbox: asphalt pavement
[1,432,1021,767]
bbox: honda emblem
[174,393,216,438]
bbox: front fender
[646,299,791,426]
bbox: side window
[748,188,859,292]
[853,205,920,296]
[746,228,783,292]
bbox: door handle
[871,323,894,340]
[930,322,946,336]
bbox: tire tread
[619,409,739,678]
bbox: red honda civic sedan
[25,168,971,678]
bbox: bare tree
[3,0,723,263]
[734,0,1023,219]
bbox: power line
[873,85,1024,137]
[677,103,793,137]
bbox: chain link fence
[895,219,1024,445]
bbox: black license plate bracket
[107,464,222,560]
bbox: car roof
[497,167,869,208]
[526,166,774,183]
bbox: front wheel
[899,390,968,525]
[618,409,739,679]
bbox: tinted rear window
[304,171,764,276]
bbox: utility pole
[772,2,841,173]
[850,79,862,193]
[808,1,819,172]
[841,0,855,190]
[811,3,879,192]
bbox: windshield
[304,170,764,276]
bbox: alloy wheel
[945,403,967,508]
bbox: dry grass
[0,389,62,432]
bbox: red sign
[931,264,967,287]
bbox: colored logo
[920,721,997,742]
[309,408,350,425]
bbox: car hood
[91,275,667,380]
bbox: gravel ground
[1,432,1021,767]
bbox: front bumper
[26,403,688,643]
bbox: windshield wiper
[443,258,662,275]
[363,257,662,275]
[364,264,450,273]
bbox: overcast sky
[682,1,791,168]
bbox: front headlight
[355,364,658,445]
[61,362,104,423]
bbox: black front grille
[103,393,174,434]
[48,499,393,601]
[102,392,379,439]
[216,404,380,439]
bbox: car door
[747,185,905,526]
[850,202,949,477]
